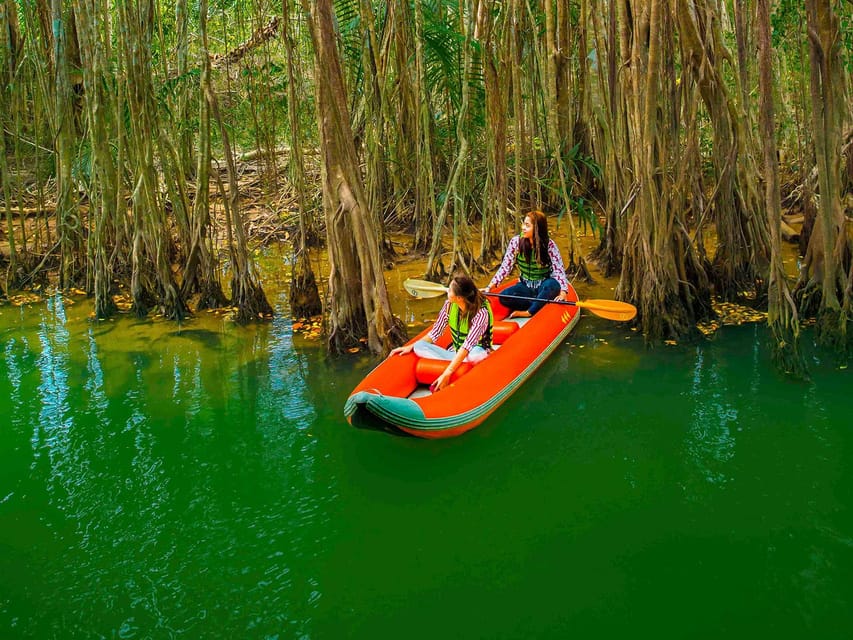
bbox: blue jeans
[498,278,561,315]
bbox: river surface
[1,285,852,639]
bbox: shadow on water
[347,406,413,437]
[166,327,225,348]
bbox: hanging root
[290,264,322,318]
[815,307,849,361]
[193,280,229,312]
[768,322,809,380]
[231,277,274,324]
[792,278,822,319]
[567,254,594,285]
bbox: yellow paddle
[403,278,637,322]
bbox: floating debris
[713,300,767,324]
[698,300,768,337]
[292,316,324,341]
[112,294,133,312]
[10,293,42,306]
[697,320,720,336]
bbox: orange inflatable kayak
[344,280,581,438]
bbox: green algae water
[2,290,852,639]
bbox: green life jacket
[449,299,493,352]
[516,236,551,283]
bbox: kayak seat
[414,359,473,385]
[492,321,519,345]
[413,321,517,385]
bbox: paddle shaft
[484,291,576,307]
[407,282,572,308]
[402,277,636,320]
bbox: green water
[1,290,852,639]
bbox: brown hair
[520,210,551,267]
[449,273,486,323]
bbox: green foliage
[71,140,94,191]
[565,142,601,181]
[539,142,604,237]
[421,3,465,108]
[332,0,364,95]
[565,195,601,238]
[770,0,806,69]
[158,68,202,102]
[839,3,853,72]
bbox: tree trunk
[615,0,710,339]
[303,0,405,355]
[283,0,321,318]
[387,0,418,230]
[756,0,805,375]
[425,0,476,279]
[478,0,509,267]
[52,0,84,288]
[1,0,23,284]
[358,0,393,260]
[677,0,769,300]
[411,0,437,253]
[589,0,629,277]
[797,0,851,346]
[174,0,195,179]
[0,0,16,280]
[119,0,185,320]
[72,0,119,318]
[201,5,272,323]
[509,0,526,216]
[542,0,579,264]
[183,0,228,311]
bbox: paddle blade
[403,278,448,299]
[575,299,637,321]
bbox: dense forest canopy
[0,0,852,369]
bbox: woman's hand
[431,348,466,392]
[557,290,568,302]
[431,370,451,392]
[389,344,414,357]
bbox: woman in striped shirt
[390,274,493,391]
[485,210,569,318]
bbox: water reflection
[686,345,737,489]
[36,295,75,484]
[4,299,852,637]
[1,293,335,637]
[4,334,38,439]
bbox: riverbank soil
[0,155,813,345]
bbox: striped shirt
[428,300,491,354]
[488,236,570,292]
